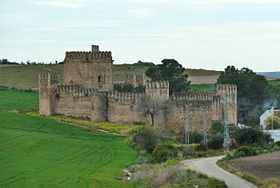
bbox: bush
[272,141,280,149]
[151,143,178,163]
[189,132,204,144]
[131,126,159,154]
[233,128,272,146]
[208,135,224,150]
[113,83,145,93]
[236,146,258,157]
[181,146,193,157]
[211,121,224,134]
[177,131,203,144]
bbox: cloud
[191,0,280,4]
[242,0,280,3]
[34,0,84,8]
[92,0,280,4]
[129,9,153,19]
[32,0,280,8]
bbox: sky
[0,0,280,71]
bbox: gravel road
[182,156,257,188]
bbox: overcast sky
[1,0,280,71]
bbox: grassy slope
[0,90,138,188]
[0,65,63,89]
[0,64,219,89]
[269,79,280,87]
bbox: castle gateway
[39,45,237,131]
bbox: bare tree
[137,95,169,127]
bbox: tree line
[0,59,63,65]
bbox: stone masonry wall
[63,45,113,92]
[107,91,147,124]
[39,45,237,132]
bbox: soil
[229,151,280,179]
[188,75,220,84]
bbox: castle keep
[39,45,237,131]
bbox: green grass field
[190,84,215,92]
[0,89,138,188]
[269,79,280,87]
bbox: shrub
[236,146,258,157]
[189,132,204,144]
[272,141,280,147]
[176,130,203,144]
[233,128,272,146]
[211,121,224,134]
[151,143,178,163]
[131,126,159,154]
[208,135,224,150]
[113,83,145,93]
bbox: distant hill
[0,64,220,89]
[257,72,280,79]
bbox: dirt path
[230,151,280,179]
[182,156,257,188]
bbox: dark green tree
[233,128,272,146]
[146,59,191,94]
[217,66,268,105]
[114,83,145,93]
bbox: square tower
[63,45,113,91]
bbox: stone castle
[39,45,237,131]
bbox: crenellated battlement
[125,73,146,86]
[146,80,169,100]
[146,80,169,89]
[64,45,112,63]
[216,84,237,94]
[65,51,112,59]
[39,43,238,128]
[39,73,59,86]
[109,90,144,104]
[171,92,215,101]
[65,51,112,63]
[216,84,237,103]
[56,85,97,97]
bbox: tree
[233,128,272,146]
[218,66,268,104]
[265,111,280,130]
[137,95,169,127]
[267,79,280,106]
[218,66,269,124]
[113,83,145,93]
[208,135,224,150]
[131,126,159,154]
[146,59,191,94]
[151,143,178,163]
[133,60,155,68]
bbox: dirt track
[230,151,280,179]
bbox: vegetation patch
[190,84,215,92]
[0,89,38,111]
[30,114,140,135]
[0,89,138,188]
[129,163,226,188]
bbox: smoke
[263,99,279,110]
